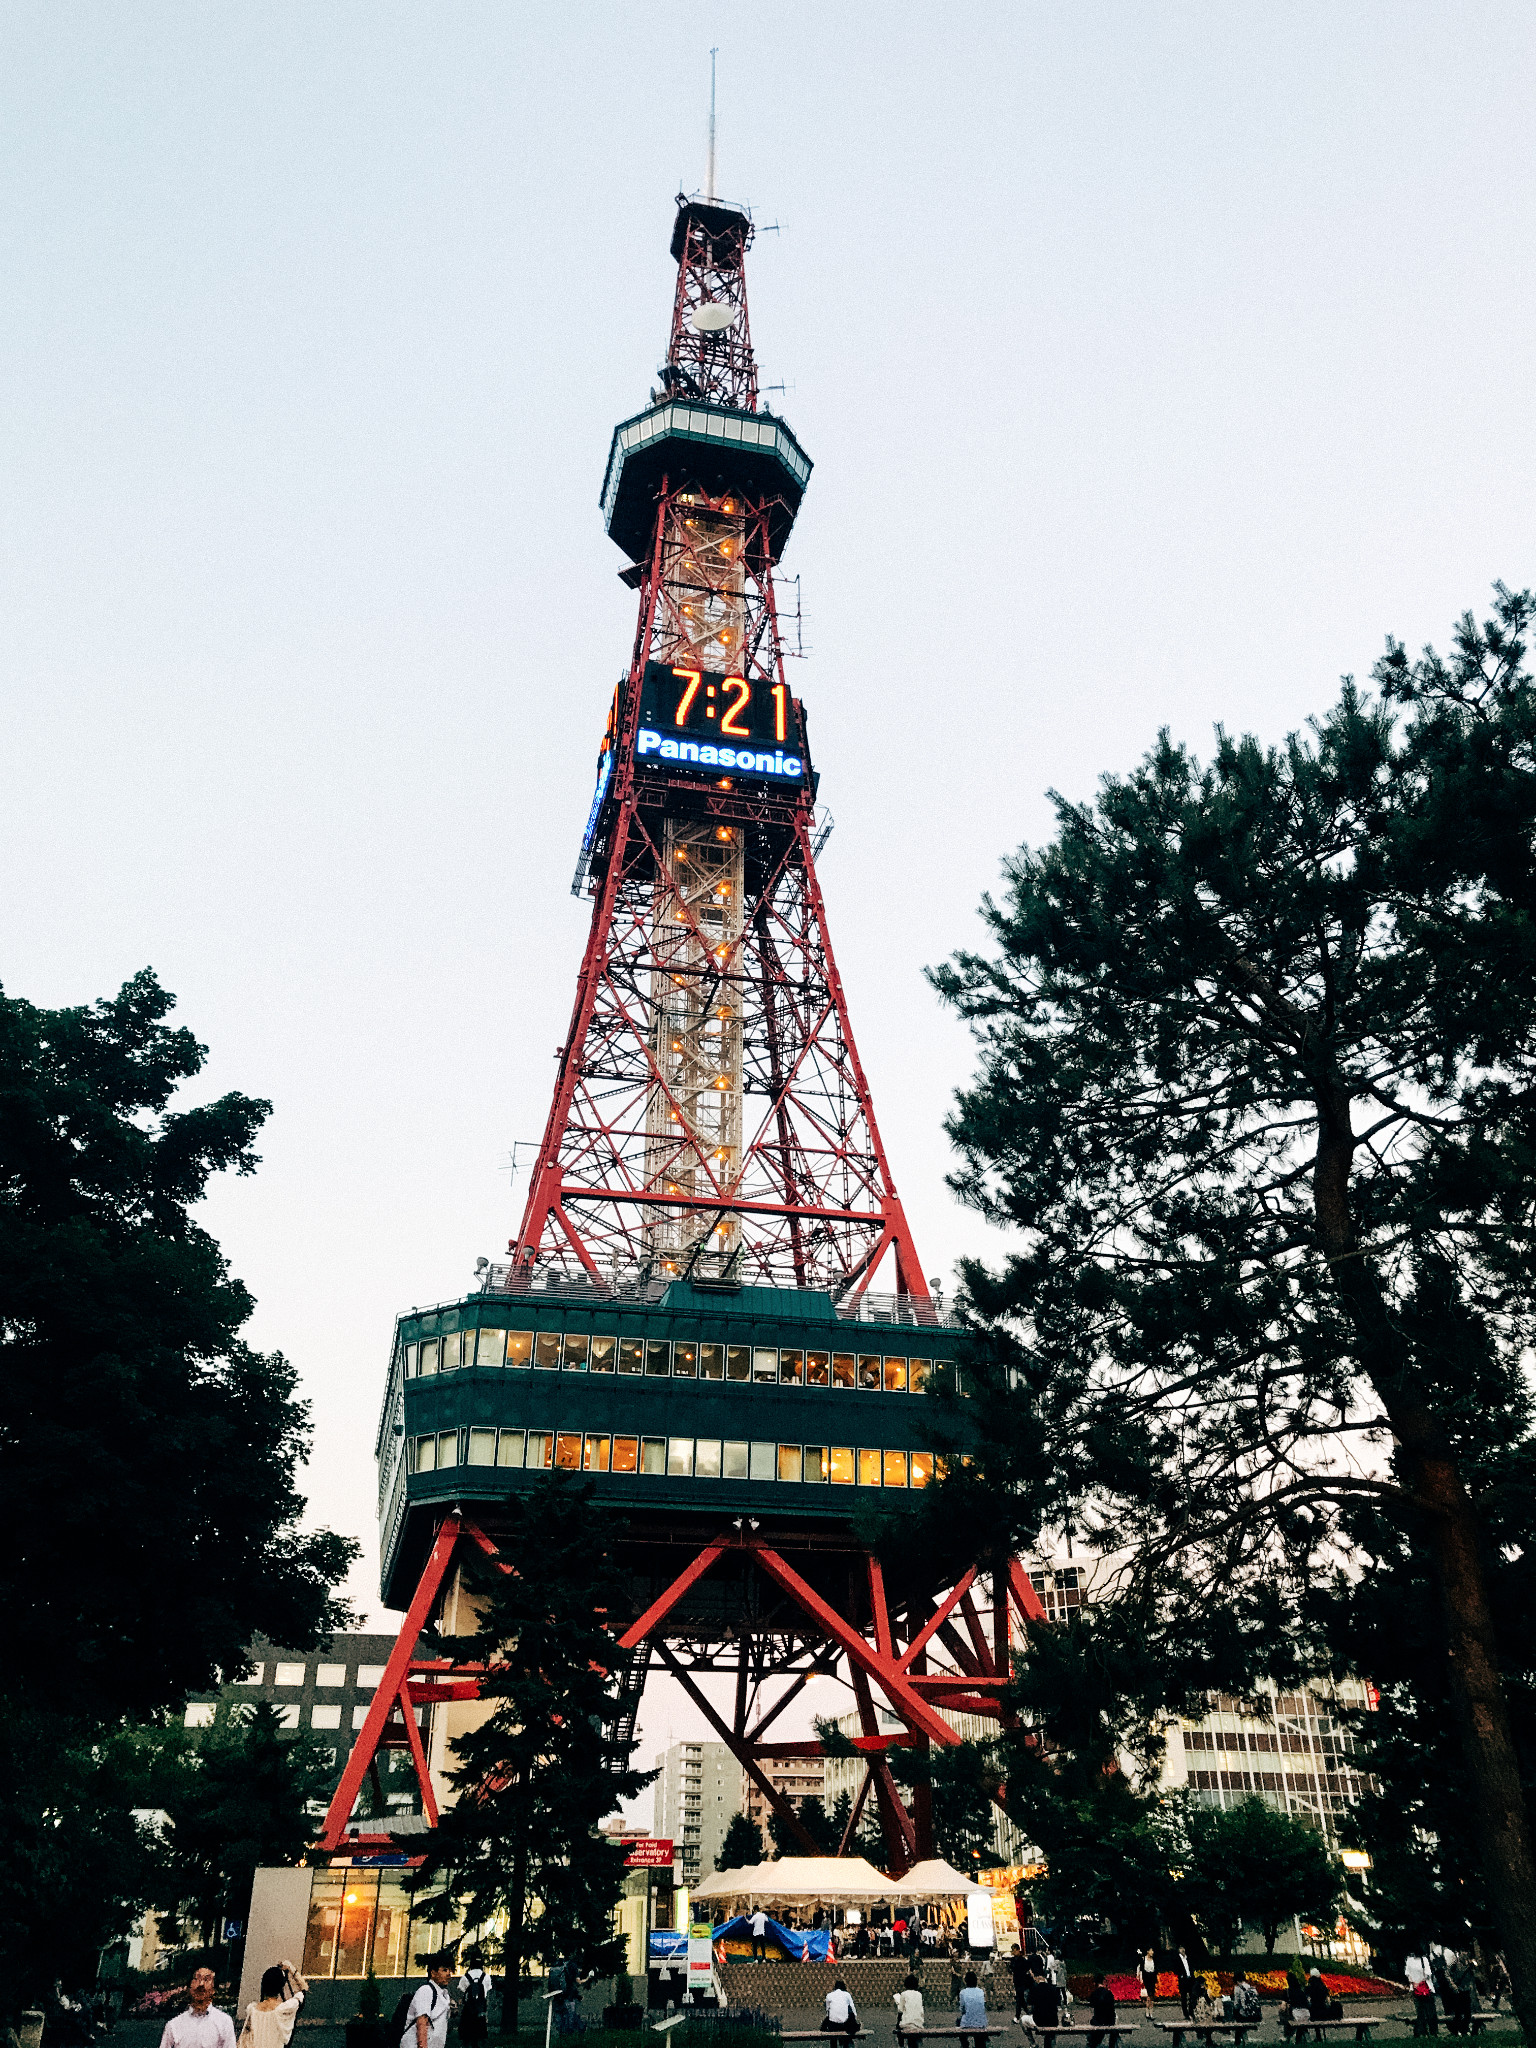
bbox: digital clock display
[635,660,805,783]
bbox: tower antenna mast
[706,46,717,199]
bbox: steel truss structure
[318,1511,1048,1865]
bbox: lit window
[437,1430,459,1469]
[667,1438,694,1476]
[467,1428,497,1467]
[315,1664,346,1689]
[832,1354,857,1389]
[673,1345,698,1379]
[909,1359,930,1393]
[612,1436,640,1473]
[777,1444,803,1483]
[590,1334,617,1373]
[184,1702,215,1728]
[749,1441,776,1480]
[475,1327,506,1368]
[858,1449,882,1487]
[311,1703,343,1731]
[883,1450,908,1488]
[699,1345,725,1380]
[555,1432,583,1470]
[752,1348,779,1383]
[534,1333,561,1369]
[804,1445,828,1483]
[723,1440,749,1478]
[641,1437,667,1474]
[806,1352,830,1387]
[506,1331,533,1368]
[829,1446,855,1485]
[584,1434,611,1471]
[526,1431,553,1470]
[883,1358,908,1394]
[273,1662,306,1688]
[695,1439,722,1478]
[726,1346,752,1382]
[858,1356,882,1391]
[496,1429,525,1468]
[910,1452,934,1489]
[563,1333,590,1371]
[779,1350,805,1385]
[619,1340,645,1376]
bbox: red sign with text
[624,1838,675,1868]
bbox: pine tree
[414,1478,654,2033]
[718,1811,763,1871]
[927,589,1536,2028]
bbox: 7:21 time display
[637,660,792,747]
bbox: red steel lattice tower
[513,194,926,1302]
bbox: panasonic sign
[636,728,804,781]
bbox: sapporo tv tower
[322,174,1048,1872]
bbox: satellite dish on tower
[689,302,737,333]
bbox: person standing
[402,1957,456,2048]
[958,1970,988,2048]
[1175,1950,1196,2023]
[1487,1954,1511,2014]
[457,1950,492,2048]
[1138,1952,1158,2017]
[160,1970,237,2048]
[237,1965,308,2048]
[749,1908,770,1962]
[1010,1947,1035,2026]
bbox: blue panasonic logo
[637,729,803,779]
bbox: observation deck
[599,400,812,564]
[375,1278,966,1611]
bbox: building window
[274,1662,306,1688]
[506,1331,533,1367]
[315,1664,346,1688]
[497,1429,525,1468]
[184,1702,216,1728]
[311,1704,343,1730]
[276,1704,302,1730]
[467,1428,497,1467]
[356,1665,387,1688]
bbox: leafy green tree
[156,1701,333,1944]
[926,589,1536,2026]
[718,1810,764,1870]
[769,1794,838,1857]
[885,1739,1005,1873]
[416,1477,654,2033]
[0,969,356,1719]
[824,1787,883,1862]
[1177,1796,1342,1956]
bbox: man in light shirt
[159,1968,236,2048]
[403,1956,457,2048]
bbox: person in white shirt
[238,1964,308,2048]
[749,1909,770,1961]
[403,1958,456,2048]
[894,1973,926,2042]
[822,1980,859,2038]
[160,1968,237,2048]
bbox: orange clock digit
[719,676,752,737]
[670,667,703,725]
[770,683,789,743]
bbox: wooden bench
[894,2031,1011,2041]
[780,2032,869,2041]
[1279,2018,1388,2045]
[1034,2028,1138,2045]
[1150,2023,1254,2048]
[1384,2015,1500,2039]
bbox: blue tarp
[650,1918,831,1963]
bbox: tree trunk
[504,1834,529,2037]
[1313,1091,1536,2042]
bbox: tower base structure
[325,1279,1044,1865]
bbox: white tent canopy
[693,1856,901,1905]
[891,1858,984,1898]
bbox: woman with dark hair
[238,1965,307,2048]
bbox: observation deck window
[640,1436,667,1474]
[526,1430,553,1469]
[909,1359,930,1393]
[612,1435,639,1473]
[467,1428,496,1467]
[437,1430,460,1469]
[506,1331,532,1368]
[749,1441,775,1480]
[858,1448,882,1486]
[418,1340,439,1378]
[403,1343,418,1377]
[883,1450,908,1488]
[829,1446,854,1484]
[555,1432,583,1469]
[646,1341,671,1377]
[695,1438,722,1477]
[883,1358,908,1393]
[563,1334,589,1371]
[779,1349,805,1385]
[534,1333,561,1370]
[496,1429,525,1467]
[584,1434,611,1471]
[807,1351,830,1387]
[752,1347,778,1383]
[590,1334,616,1372]
[475,1328,505,1368]
[804,1445,828,1482]
[619,1339,644,1375]
[442,1333,462,1372]
[674,1343,698,1378]
[858,1355,882,1391]
[832,1353,856,1389]
[700,1344,725,1379]
[668,1437,694,1475]
[723,1440,749,1478]
[726,1346,751,1382]
[414,1435,435,1472]
[777,1444,803,1483]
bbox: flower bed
[1079,1973,1399,2004]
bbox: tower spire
[706,46,717,201]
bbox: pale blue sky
[4,6,1533,1774]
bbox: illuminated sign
[581,746,613,853]
[635,661,804,782]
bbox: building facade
[742,1752,825,1854]
[652,1739,737,1885]
[1159,1677,1377,1841]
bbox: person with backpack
[1232,1975,1261,2027]
[1085,1973,1118,2048]
[394,1956,455,2048]
[457,1951,491,2048]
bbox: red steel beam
[652,1639,820,1856]
[1008,1556,1050,1625]
[618,1533,733,1650]
[898,1568,978,1673]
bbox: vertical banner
[688,1921,714,1997]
